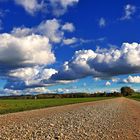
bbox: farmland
[128,93,140,101]
[0,97,112,114]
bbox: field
[129,93,140,101]
[0,97,112,114]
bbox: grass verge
[128,93,140,101]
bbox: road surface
[0,97,140,140]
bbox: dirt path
[0,97,140,140]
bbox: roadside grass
[128,93,140,101]
[0,97,113,115]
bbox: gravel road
[0,97,140,140]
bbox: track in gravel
[0,97,140,140]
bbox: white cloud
[121,4,136,20]
[123,75,140,83]
[0,33,55,65]
[1,87,52,95]
[105,81,111,86]
[1,18,77,90]
[14,0,44,15]
[63,37,77,45]
[51,50,98,80]
[112,78,119,83]
[2,88,22,96]
[56,0,79,8]
[94,77,100,81]
[9,66,58,86]
[11,19,76,44]
[52,43,140,81]
[11,27,32,37]
[13,0,79,16]
[50,0,79,16]
[62,23,75,32]
[25,87,51,94]
[99,17,106,28]
[36,19,63,43]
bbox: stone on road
[0,98,140,140]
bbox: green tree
[120,87,134,96]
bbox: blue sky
[0,0,140,95]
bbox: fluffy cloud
[13,0,79,16]
[51,43,140,81]
[105,81,111,86]
[51,50,97,80]
[14,0,44,15]
[121,4,136,20]
[63,37,77,45]
[112,78,119,83]
[25,87,51,94]
[0,88,22,96]
[49,0,79,16]
[123,75,140,83]
[36,19,64,43]
[1,18,77,90]
[9,67,57,86]
[0,87,52,96]
[62,23,75,32]
[11,27,32,37]
[0,33,55,66]
[11,19,75,44]
[99,17,106,28]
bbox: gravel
[0,97,140,140]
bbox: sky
[0,0,140,95]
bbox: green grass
[128,93,140,101]
[0,97,113,115]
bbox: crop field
[0,97,112,114]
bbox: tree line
[0,87,136,99]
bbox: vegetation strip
[0,97,114,115]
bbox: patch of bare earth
[0,98,140,140]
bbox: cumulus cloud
[11,27,32,37]
[121,4,136,20]
[0,88,22,96]
[112,78,119,83]
[14,0,44,15]
[0,18,77,90]
[51,43,140,81]
[49,0,79,16]
[94,77,100,81]
[0,87,52,96]
[105,81,111,86]
[8,66,58,86]
[11,19,75,44]
[123,75,140,83]
[51,50,97,80]
[0,33,55,66]
[36,19,64,43]
[63,37,77,45]
[25,87,51,94]
[99,17,106,28]
[62,23,75,32]
[13,0,79,16]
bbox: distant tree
[120,87,134,96]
